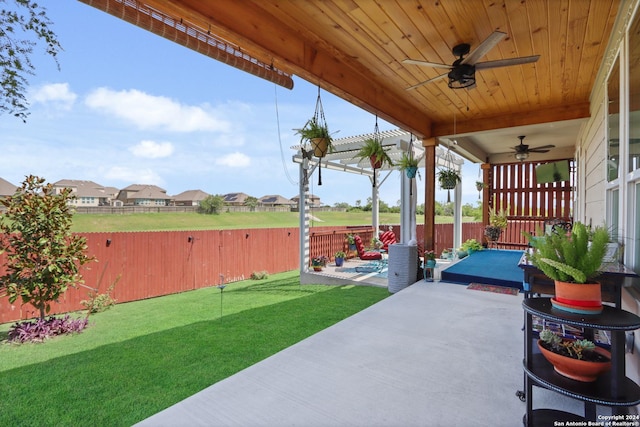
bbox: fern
[527,222,609,283]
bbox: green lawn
[71,211,472,232]
[0,271,388,426]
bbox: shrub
[81,276,119,314]
[7,315,89,344]
[250,271,269,280]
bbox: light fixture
[448,64,476,89]
[515,152,528,161]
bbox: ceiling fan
[404,31,539,90]
[512,135,555,161]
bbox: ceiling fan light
[447,64,475,89]
[515,152,528,161]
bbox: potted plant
[397,152,419,179]
[441,248,451,260]
[485,207,508,242]
[437,168,461,190]
[424,250,436,268]
[295,118,333,158]
[346,234,356,251]
[538,328,611,382]
[311,255,329,271]
[334,251,346,267]
[525,221,609,314]
[355,137,393,170]
[460,238,482,255]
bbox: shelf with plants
[521,297,640,426]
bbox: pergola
[291,129,463,273]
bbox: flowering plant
[312,256,329,267]
[424,250,436,261]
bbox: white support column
[299,160,311,273]
[400,171,415,244]
[372,170,379,233]
[453,181,463,250]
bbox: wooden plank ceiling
[95,0,620,164]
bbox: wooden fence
[0,221,533,324]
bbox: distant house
[0,177,17,199]
[173,189,210,206]
[117,184,173,206]
[53,179,112,207]
[223,192,252,206]
[290,194,322,208]
[259,194,296,207]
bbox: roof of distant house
[121,184,167,193]
[223,192,252,203]
[0,177,17,196]
[127,185,173,200]
[259,195,295,205]
[54,179,107,198]
[173,189,210,201]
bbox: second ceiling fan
[512,135,555,161]
[404,31,539,90]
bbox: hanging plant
[437,169,461,190]
[293,87,336,186]
[397,152,420,179]
[356,137,393,169]
[354,116,391,187]
[295,118,333,157]
[475,180,484,194]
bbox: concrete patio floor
[136,278,589,427]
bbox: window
[630,12,640,172]
[607,56,620,182]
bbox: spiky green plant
[526,222,609,284]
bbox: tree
[0,176,95,319]
[198,195,225,214]
[1,0,62,122]
[244,196,258,211]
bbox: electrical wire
[274,83,298,186]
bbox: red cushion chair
[354,235,382,261]
[379,230,396,251]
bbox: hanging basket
[406,166,418,179]
[439,172,459,190]
[311,137,329,158]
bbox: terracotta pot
[311,137,329,157]
[312,266,323,272]
[552,280,603,315]
[369,155,382,169]
[537,340,611,382]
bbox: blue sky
[0,1,481,207]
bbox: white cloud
[104,166,164,186]
[129,140,174,158]
[85,87,231,132]
[30,83,77,110]
[214,152,251,167]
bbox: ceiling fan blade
[406,73,448,91]
[529,145,556,153]
[461,31,507,65]
[403,59,452,70]
[475,55,540,70]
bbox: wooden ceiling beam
[148,0,432,138]
[431,102,591,137]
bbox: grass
[0,271,388,426]
[71,211,474,232]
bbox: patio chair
[353,235,382,261]
[379,229,396,251]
